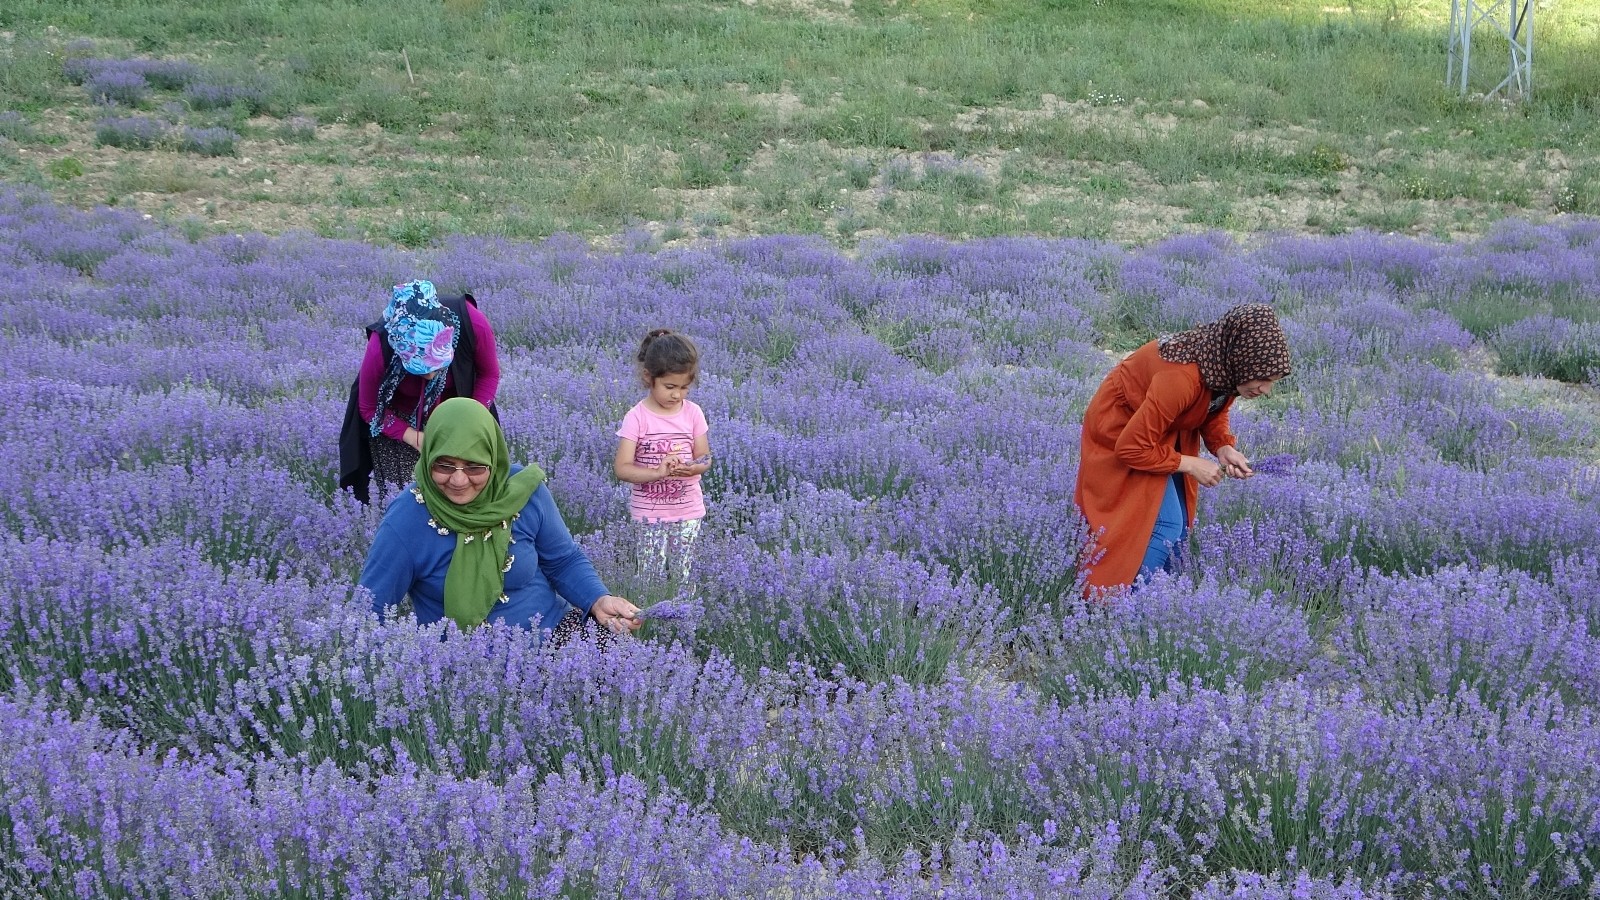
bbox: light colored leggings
[635,518,703,583]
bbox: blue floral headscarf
[384,280,459,375]
[369,280,462,437]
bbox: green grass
[0,0,1596,246]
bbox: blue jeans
[1138,475,1188,582]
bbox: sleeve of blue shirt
[359,509,418,618]
[527,483,608,615]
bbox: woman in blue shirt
[359,397,641,640]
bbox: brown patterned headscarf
[1158,304,1291,395]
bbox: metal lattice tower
[1447,0,1535,100]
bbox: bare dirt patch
[737,0,856,23]
[952,92,1183,140]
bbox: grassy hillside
[1,0,1597,246]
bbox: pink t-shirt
[617,399,709,523]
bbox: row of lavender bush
[64,52,271,114]
[1,186,1598,896]
[61,50,278,156]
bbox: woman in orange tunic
[1075,304,1291,594]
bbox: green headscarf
[413,398,546,629]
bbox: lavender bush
[0,185,1598,894]
[94,114,170,150]
[177,124,241,156]
[1492,314,1600,384]
[692,539,1003,684]
[85,68,150,106]
[277,114,318,142]
[0,110,35,143]
[183,78,271,113]
[64,56,202,91]
[1015,575,1336,702]
[1340,566,1600,712]
[1192,518,1357,624]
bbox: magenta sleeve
[357,332,408,441]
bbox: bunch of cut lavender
[1244,453,1298,476]
[635,597,703,627]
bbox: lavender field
[2,184,1599,898]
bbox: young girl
[613,329,712,582]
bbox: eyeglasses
[431,462,491,478]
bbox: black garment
[368,434,419,502]
[337,293,498,504]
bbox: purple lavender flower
[85,68,149,106]
[183,79,270,113]
[65,55,193,89]
[634,598,702,625]
[61,54,105,84]
[137,58,204,91]
[1247,452,1298,476]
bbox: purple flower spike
[1248,453,1298,476]
[637,598,703,625]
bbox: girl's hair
[636,328,700,384]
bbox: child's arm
[668,433,712,477]
[614,437,672,483]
